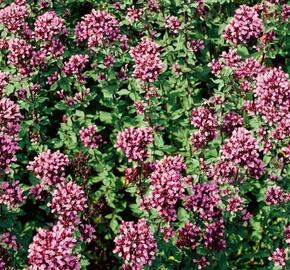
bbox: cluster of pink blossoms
[75,10,121,48]
[204,219,226,250]
[184,183,221,220]
[34,11,67,41]
[27,150,70,186]
[254,67,290,124]
[222,112,244,134]
[113,218,157,270]
[0,181,25,209]
[165,16,182,33]
[0,97,21,137]
[0,72,10,95]
[63,54,89,78]
[0,1,28,33]
[115,127,153,161]
[27,223,80,270]
[0,232,19,251]
[7,38,44,76]
[143,155,186,221]
[176,222,200,250]
[130,39,163,82]
[224,5,262,44]
[265,186,287,205]
[221,127,265,178]
[226,195,244,213]
[48,181,87,227]
[126,6,143,23]
[269,248,286,267]
[79,124,104,149]
[0,133,19,173]
[190,106,218,149]
[190,39,205,52]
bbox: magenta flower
[79,124,104,149]
[113,219,157,270]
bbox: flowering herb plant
[0,0,289,269]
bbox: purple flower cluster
[184,183,221,220]
[34,11,67,41]
[190,106,218,149]
[0,72,10,95]
[130,39,163,82]
[265,186,286,205]
[27,150,69,186]
[0,133,19,173]
[48,181,87,227]
[79,124,104,149]
[126,6,143,23]
[115,127,153,161]
[0,181,24,209]
[222,112,244,134]
[190,39,205,52]
[204,219,226,250]
[75,10,120,48]
[226,195,244,213]
[0,97,21,137]
[224,5,262,44]
[79,224,96,244]
[145,156,186,221]
[0,232,19,251]
[0,1,28,33]
[254,67,290,124]
[165,16,182,33]
[269,248,286,267]
[63,54,89,81]
[221,127,265,178]
[27,224,80,269]
[176,222,200,250]
[113,218,157,270]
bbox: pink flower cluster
[27,150,69,186]
[254,67,290,124]
[115,127,153,161]
[165,16,182,33]
[184,183,221,220]
[0,72,10,95]
[190,40,205,52]
[34,11,67,41]
[144,155,186,221]
[0,181,24,209]
[190,106,218,149]
[75,10,120,48]
[0,232,19,251]
[222,112,244,134]
[79,124,104,148]
[269,248,286,267]
[79,224,96,244]
[27,223,80,269]
[7,38,44,76]
[0,97,21,137]
[204,219,226,250]
[221,127,265,178]
[0,1,28,33]
[48,181,87,227]
[176,222,200,250]
[0,133,19,173]
[126,6,143,22]
[63,54,89,78]
[130,39,163,82]
[224,5,262,44]
[226,195,244,213]
[265,186,287,205]
[113,218,157,270]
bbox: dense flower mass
[115,127,153,161]
[0,0,289,269]
[49,181,87,226]
[27,224,80,269]
[113,219,157,270]
[0,1,28,33]
[79,124,104,148]
[254,67,290,124]
[34,11,67,41]
[130,39,164,82]
[143,155,186,221]
[184,183,221,220]
[0,181,24,209]
[0,98,21,137]
[75,10,120,48]
[27,150,69,186]
[224,5,262,44]
[221,128,265,178]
